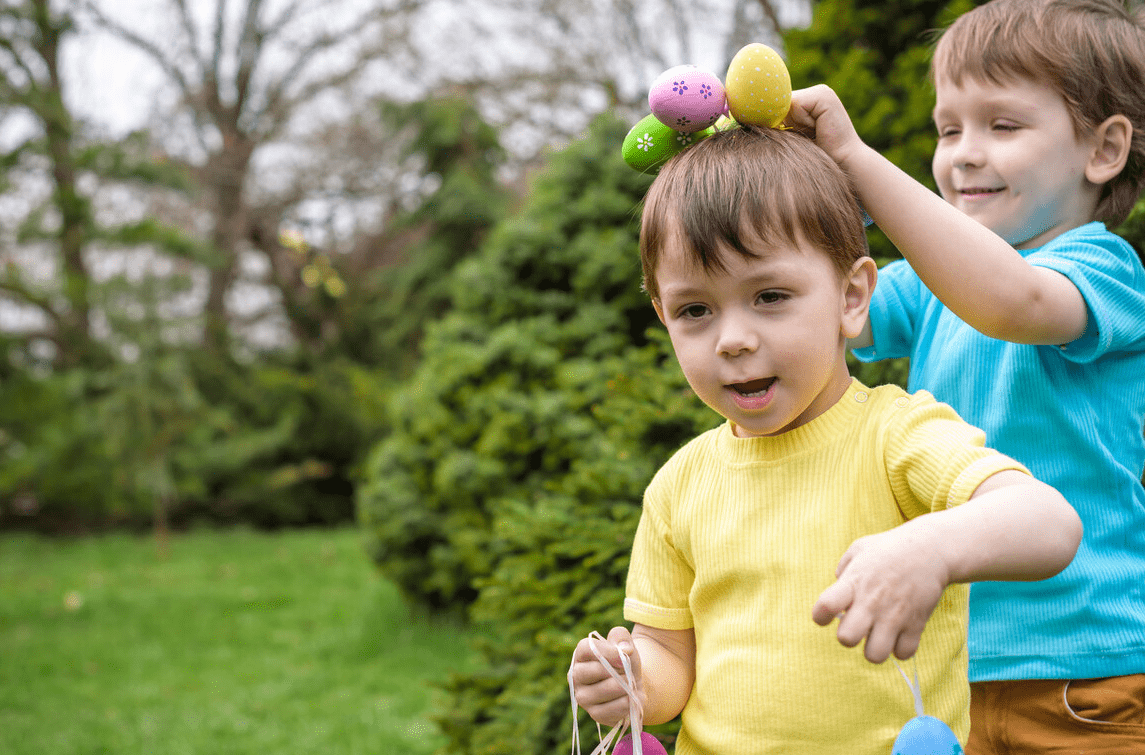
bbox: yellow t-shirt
[624,380,1028,755]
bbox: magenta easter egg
[892,715,964,755]
[613,732,669,755]
[648,65,726,133]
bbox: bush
[0,353,389,532]
[434,334,714,753]
[357,113,663,613]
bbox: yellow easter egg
[724,43,791,127]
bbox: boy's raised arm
[787,85,1090,346]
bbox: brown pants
[965,675,1145,754]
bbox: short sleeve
[1027,227,1145,363]
[882,391,1030,520]
[623,469,695,630]
[852,259,926,363]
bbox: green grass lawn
[0,526,475,754]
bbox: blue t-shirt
[855,222,1145,682]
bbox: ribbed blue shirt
[855,222,1145,681]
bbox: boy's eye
[678,304,710,319]
[991,121,1019,132]
[757,291,786,305]
[936,125,959,138]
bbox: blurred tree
[362,95,509,373]
[0,0,205,371]
[0,0,105,369]
[81,0,429,358]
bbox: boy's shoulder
[1037,222,1140,267]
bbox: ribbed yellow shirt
[624,381,1028,755]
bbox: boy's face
[652,229,872,438]
[932,75,1103,249]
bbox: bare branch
[233,0,265,113]
[207,0,225,93]
[82,1,195,102]
[263,0,303,38]
[170,0,201,63]
[256,1,419,129]
[0,278,62,326]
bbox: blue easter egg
[892,715,964,755]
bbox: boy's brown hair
[639,126,868,301]
[931,0,1145,227]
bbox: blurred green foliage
[0,95,504,532]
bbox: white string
[892,658,925,718]
[568,631,646,755]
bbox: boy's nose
[950,135,986,169]
[716,315,760,357]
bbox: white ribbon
[893,658,926,718]
[568,631,646,755]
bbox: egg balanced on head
[620,42,792,173]
[724,42,792,128]
[647,64,727,133]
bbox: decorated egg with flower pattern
[724,42,792,127]
[648,65,726,133]
[622,112,715,173]
[892,715,964,755]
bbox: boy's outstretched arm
[812,469,1082,664]
[787,84,1092,346]
[570,624,695,727]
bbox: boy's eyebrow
[657,282,708,302]
[658,269,792,301]
[932,92,1043,122]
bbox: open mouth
[730,377,776,397]
[959,187,1003,197]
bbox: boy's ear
[652,297,668,326]
[1086,114,1133,186]
[841,257,877,340]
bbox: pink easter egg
[648,65,726,133]
[613,732,669,755]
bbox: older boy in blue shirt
[789,0,1145,751]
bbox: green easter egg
[622,113,713,173]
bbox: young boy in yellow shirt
[568,125,1081,753]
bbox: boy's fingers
[605,626,638,670]
[894,631,922,661]
[572,629,632,670]
[835,601,874,650]
[812,579,854,626]
[606,625,634,650]
[862,622,898,664]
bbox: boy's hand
[811,524,951,663]
[786,84,866,169]
[570,626,645,727]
